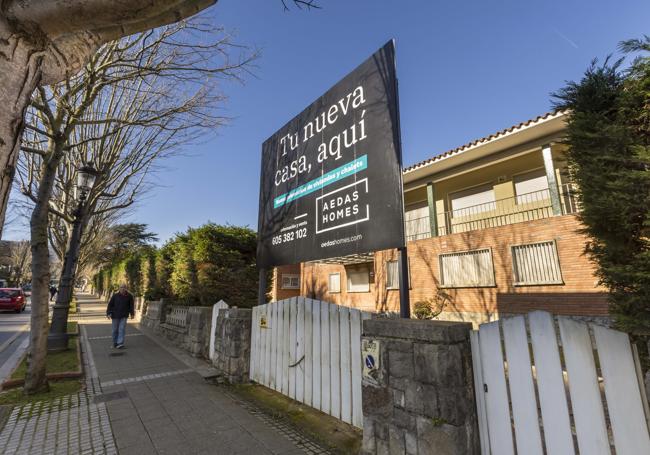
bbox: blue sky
[5,0,650,243]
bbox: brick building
[270,111,609,325]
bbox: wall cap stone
[363,319,472,344]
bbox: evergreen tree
[553,37,650,333]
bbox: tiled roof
[403,110,567,174]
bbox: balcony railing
[404,183,579,241]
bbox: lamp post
[47,166,98,351]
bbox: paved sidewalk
[81,295,324,455]
[0,295,330,454]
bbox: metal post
[47,200,85,351]
[398,246,410,318]
[258,268,267,306]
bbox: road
[0,299,32,385]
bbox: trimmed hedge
[94,223,269,308]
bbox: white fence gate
[471,310,650,455]
[250,297,372,428]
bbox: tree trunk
[24,149,63,394]
[0,19,44,237]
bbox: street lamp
[48,165,99,351]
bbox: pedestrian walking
[49,285,57,302]
[106,284,135,349]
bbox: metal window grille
[512,241,563,285]
[281,274,300,289]
[439,248,495,287]
[328,273,341,293]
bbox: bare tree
[16,20,254,393]
[8,240,31,285]
[0,0,321,238]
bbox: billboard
[257,40,405,268]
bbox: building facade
[271,111,609,325]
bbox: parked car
[22,283,32,297]
[0,288,26,313]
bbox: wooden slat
[263,304,272,387]
[274,301,283,391]
[478,321,515,455]
[268,302,279,390]
[304,299,313,407]
[501,316,543,455]
[528,311,574,455]
[289,298,297,399]
[296,298,305,403]
[312,299,322,411]
[329,303,341,419]
[593,324,650,455]
[282,299,291,396]
[350,308,363,429]
[321,301,331,414]
[557,317,610,455]
[339,306,352,424]
[470,331,491,455]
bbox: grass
[0,380,82,407]
[10,338,80,380]
[231,384,361,454]
[67,321,78,334]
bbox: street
[0,298,32,385]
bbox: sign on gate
[257,40,405,268]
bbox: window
[385,259,411,290]
[281,274,300,289]
[450,184,496,216]
[405,204,431,241]
[512,241,562,285]
[439,249,495,287]
[328,273,341,293]
[514,169,549,204]
[347,269,370,293]
[386,260,399,289]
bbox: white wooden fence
[471,311,650,455]
[250,297,372,428]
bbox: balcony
[405,183,579,241]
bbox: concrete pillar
[426,182,438,237]
[542,144,562,216]
[361,319,479,455]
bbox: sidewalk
[0,295,330,454]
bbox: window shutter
[439,249,494,287]
[512,241,562,285]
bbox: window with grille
[281,274,300,289]
[512,241,563,285]
[439,249,495,287]
[328,273,341,293]
[347,269,370,293]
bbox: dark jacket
[107,292,134,319]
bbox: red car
[0,288,26,313]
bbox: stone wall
[212,308,252,383]
[361,319,479,455]
[140,300,212,359]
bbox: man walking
[106,284,135,349]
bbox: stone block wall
[140,300,212,359]
[361,319,479,455]
[213,308,252,383]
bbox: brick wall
[300,215,609,322]
[271,264,301,301]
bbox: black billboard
[257,40,405,268]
